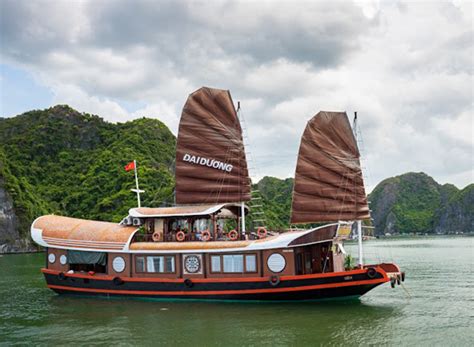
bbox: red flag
[124,161,135,172]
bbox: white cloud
[131,102,180,134]
[50,84,130,123]
[0,0,472,188]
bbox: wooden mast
[353,111,363,268]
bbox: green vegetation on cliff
[252,176,294,230]
[369,172,473,235]
[0,105,176,240]
[252,172,473,234]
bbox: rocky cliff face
[0,177,17,241]
[369,173,473,235]
[434,184,474,233]
[0,177,34,253]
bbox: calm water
[0,237,473,346]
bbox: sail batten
[291,111,370,223]
[297,155,363,182]
[175,87,251,205]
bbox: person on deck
[217,224,223,240]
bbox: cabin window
[171,219,190,233]
[136,256,145,272]
[147,257,162,273]
[112,256,126,273]
[136,256,175,273]
[67,250,107,273]
[211,255,221,272]
[267,253,286,273]
[60,255,68,265]
[210,254,257,274]
[165,256,175,272]
[48,253,56,264]
[223,255,244,272]
[245,255,256,272]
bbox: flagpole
[133,160,141,207]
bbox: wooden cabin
[32,204,350,281]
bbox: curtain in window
[245,255,256,272]
[211,256,221,272]
[147,256,164,273]
[136,257,145,272]
[67,250,106,266]
[165,257,175,272]
[223,255,243,272]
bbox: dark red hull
[42,267,389,301]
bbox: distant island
[1,105,472,252]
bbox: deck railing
[132,231,262,243]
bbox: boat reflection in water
[31,87,404,301]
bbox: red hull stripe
[48,278,386,296]
[42,268,389,283]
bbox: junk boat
[31,87,404,301]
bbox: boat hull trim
[42,267,389,301]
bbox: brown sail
[290,111,370,223]
[175,87,251,204]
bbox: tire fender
[113,277,124,286]
[184,278,193,288]
[367,267,377,279]
[269,275,280,287]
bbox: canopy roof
[175,87,251,204]
[31,215,137,251]
[291,111,370,223]
[129,203,248,218]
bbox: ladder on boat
[237,103,268,232]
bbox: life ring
[228,230,239,241]
[58,272,66,280]
[152,231,162,242]
[176,231,186,242]
[269,275,280,286]
[367,267,377,279]
[184,278,193,288]
[113,276,124,286]
[257,227,267,239]
[201,230,211,242]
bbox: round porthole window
[112,256,126,273]
[48,253,56,264]
[267,253,286,273]
[60,255,67,265]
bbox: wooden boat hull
[41,267,390,301]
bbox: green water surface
[0,237,473,346]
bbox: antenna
[353,111,358,140]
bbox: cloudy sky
[1,0,472,190]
